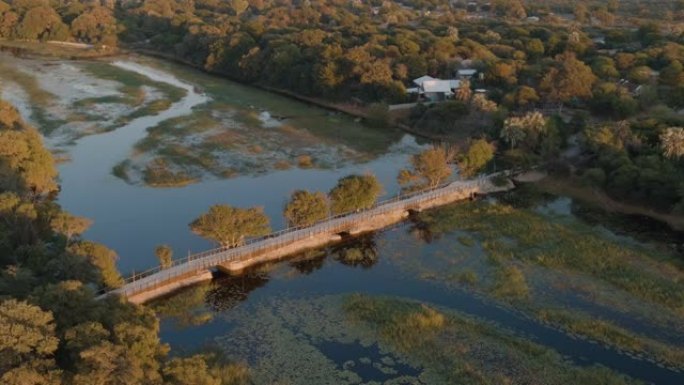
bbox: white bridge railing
[104,176,495,299]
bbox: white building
[408,76,461,101]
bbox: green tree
[189,205,270,247]
[329,174,382,214]
[501,112,547,149]
[67,241,123,289]
[540,52,597,109]
[50,212,92,243]
[155,244,173,269]
[0,299,60,385]
[398,147,454,189]
[284,190,329,227]
[15,6,68,40]
[163,355,221,385]
[574,3,589,24]
[458,139,495,178]
[526,38,544,58]
[70,6,117,45]
[229,0,249,16]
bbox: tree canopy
[283,190,329,227]
[329,174,382,214]
[189,204,271,247]
[399,147,455,189]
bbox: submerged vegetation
[420,200,684,312]
[214,293,643,384]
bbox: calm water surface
[53,57,426,273]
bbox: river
[46,56,426,273]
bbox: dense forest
[0,100,247,384]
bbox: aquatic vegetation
[143,158,198,187]
[81,62,186,103]
[212,294,642,385]
[419,201,684,313]
[111,160,131,182]
[0,61,64,133]
[537,309,684,369]
[492,265,529,300]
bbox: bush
[582,168,607,187]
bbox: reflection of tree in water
[205,271,270,312]
[152,282,215,328]
[289,249,327,275]
[333,234,379,268]
[407,214,435,244]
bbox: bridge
[102,174,515,304]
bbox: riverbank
[128,48,446,142]
[535,176,684,232]
[0,39,118,59]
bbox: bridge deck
[103,175,513,303]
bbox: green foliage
[67,241,123,289]
[190,204,271,247]
[420,201,684,311]
[0,299,60,385]
[50,212,91,243]
[582,168,607,186]
[493,266,529,299]
[342,295,639,385]
[538,309,684,368]
[0,101,58,196]
[329,174,382,214]
[163,355,223,385]
[155,244,173,269]
[458,139,494,178]
[284,190,329,227]
[540,51,597,105]
[0,95,241,384]
[399,147,454,189]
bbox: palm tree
[660,127,684,159]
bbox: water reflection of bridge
[101,174,514,304]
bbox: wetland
[2,50,682,384]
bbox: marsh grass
[143,158,197,187]
[112,160,131,182]
[343,295,642,385]
[72,95,130,108]
[297,155,314,168]
[456,270,479,285]
[492,265,529,299]
[82,62,187,103]
[420,201,684,313]
[0,61,64,133]
[537,309,684,369]
[457,235,475,247]
[158,145,216,170]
